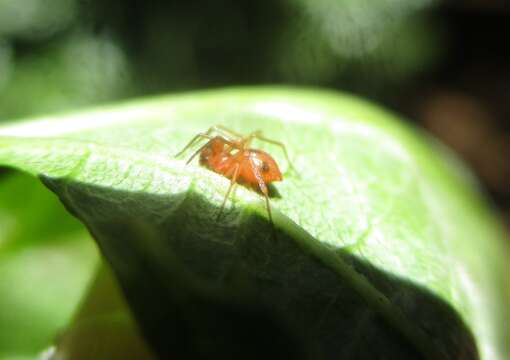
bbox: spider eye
[261,162,270,172]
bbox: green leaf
[0,174,157,360]
[0,87,508,359]
[49,263,156,360]
[0,172,98,359]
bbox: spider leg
[249,157,273,223]
[177,132,240,166]
[184,140,212,165]
[213,125,243,139]
[187,137,239,165]
[217,163,240,220]
[252,131,299,176]
[175,124,240,156]
[174,133,213,158]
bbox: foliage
[0,87,508,359]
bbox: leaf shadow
[41,175,479,360]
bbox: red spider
[175,125,295,222]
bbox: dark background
[0,0,508,230]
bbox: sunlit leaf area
[0,1,509,359]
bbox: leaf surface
[0,87,508,359]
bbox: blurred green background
[0,0,508,230]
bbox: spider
[175,125,296,222]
